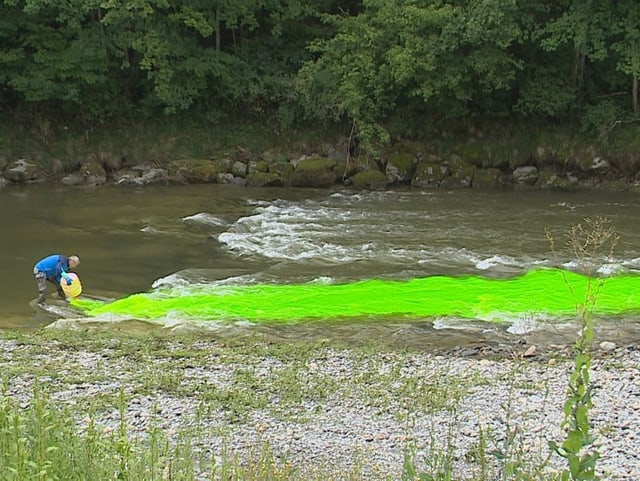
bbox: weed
[546,217,619,481]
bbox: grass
[3,112,640,181]
[0,114,345,172]
[1,327,615,481]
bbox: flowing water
[2,182,639,350]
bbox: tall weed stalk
[546,217,619,481]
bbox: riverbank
[1,329,638,480]
[2,118,640,192]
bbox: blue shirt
[34,255,70,282]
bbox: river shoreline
[3,121,640,193]
[1,329,638,480]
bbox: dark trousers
[34,268,65,302]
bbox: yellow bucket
[60,273,82,298]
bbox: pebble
[0,338,639,480]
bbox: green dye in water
[73,268,640,323]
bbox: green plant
[546,217,619,481]
[579,101,622,145]
[485,370,554,481]
[402,414,458,481]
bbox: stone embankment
[2,140,639,191]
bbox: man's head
[69,255,80,269]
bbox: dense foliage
[1,0,638,146]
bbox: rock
[168,159,219,183]
[513,166,539,185]
[60,173,86,185]
[535,169,577,190]
[411,162,450,188]
[351,170,387,190]
[231,160,248,178]
[214,157,233,173]
[217,172,235,184]
[78,159,107,185]
[599,341,617,352]
[590,157,609,170]
[290,157,338,188]
[440,156,475,189]
[141,168,168,184]
[460,348,479,356]
[268,161,294,186]
[4,159,43,183]
[385,152,415,185]
[246,172,283,187]
[112,165,168,185]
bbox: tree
[539,0,614,98]
[611,1,640,113]
[0,0,345,121]
[296,0,524,150]
[0,0,114,116]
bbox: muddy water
[2,182,639,351]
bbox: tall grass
[0,382,201,481]
[0,380,376,480]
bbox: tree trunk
[633,74,638,114]
[215,7,220,52]
[572,50,586,91]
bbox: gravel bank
[1,333,638,480]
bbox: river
[2,183,639,350]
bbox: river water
[2,183,639,350]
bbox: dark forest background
[1,0,639,161]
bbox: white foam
[505,315,543,334]
[140,225,162,234]
[475,255,510,270]
[432,318,472,331]
[217,200,451,265]
[152,272,192,289]
[182,212,227,226]
[214,193,640,277]
[308,276,334,285]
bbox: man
[33,254,80,304]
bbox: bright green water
[73,269,640,323]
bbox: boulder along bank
[2,137,640,191]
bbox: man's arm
[55,256,71,283]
